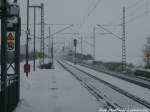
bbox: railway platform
[14,61,101,112]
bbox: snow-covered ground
[61,61,149,110]
[65,61,150,103]
[14,60,102,112]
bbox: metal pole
[28,5,41,67]
[93,27,96,60]
[48,27,51,63]
[1,0,8,111]
[75,44,77,64]
[16,17,21,105]
[26,0,29,76]
[62,46,64,59]
[33,7,36,71]
[81,36,83,54]
[40,3,42,65]
[40,3,44,65]
[51,36,54,65]
[43,13,45,65]
[42,3,45,64]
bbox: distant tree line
[66,50,93,60]
[0,50,46,64]
[143,37,150,69]
[20,51,48,61]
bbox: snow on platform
[65,61,150,103]
[14,61,101,112]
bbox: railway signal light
[74,39,77,64]
[74,39,77,47]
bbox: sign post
[24,64,31,73]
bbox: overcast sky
[17,0,150,65]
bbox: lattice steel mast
[122,7,126,71]
[40,3,45,65]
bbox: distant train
[134,68,150,78]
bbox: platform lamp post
[28,5,41,71]
[26,0,42,74]
[25,0,30,77]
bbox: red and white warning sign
[7,32,15,51]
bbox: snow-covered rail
[58,60,150,111]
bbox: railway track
[57,60,150,111]
[77,62,150,89]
